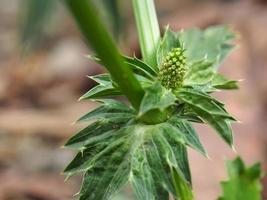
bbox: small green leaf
[79,74,121,100]
[79,137,132,200]
[177,88,235,145]
[64,120,128,149]
[139,83,176,116]
[87,55,157,81]
[168,117,206,156]
[212,73,239,90]
[64,144,106,175]
[153,124,190,182]
[148,124,192,199]
[123,55,158,78]
[178,88,234,120]
[157,26,182,66]
[78,99,135,122]
[218,157,263,200]
[80,85,121,100]
[184,60,215,85]
[180,25,235,69]
[131,144,160,200]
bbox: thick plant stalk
[132,0,161,69]
[65,0,144,110]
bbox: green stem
[132,0,160,69]
[65,0,144,110]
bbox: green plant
[63,0,241,200]
[218,157,263,200]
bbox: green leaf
[79,136,132,200]
[177,88,235,145]
[131,143,161,200]
[184,59,215,85]
[64,120,128,150]
[178,88,234,120]
[80,85,121,100]
[78,99,135,122]
[180,25,236,69]
[87,55,157,81]
[218,157,263,200]
[212,73,239,90]
[79,74,121,100]
[129,124,192,200]
[139,83,176,116]
[64,144,107,175]
[157,27,182,66]
[149,124,192,199]
[123,55,157,79]
[168,117,206,156]
[65,118,194,200]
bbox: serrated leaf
[67,126,133,174]
[168,117,206,156]
[64,144,106,175]
[87,55,157,81]
[80,86,120,100]
[66,119,194,200]
[157,26,182,66]
[130,124,192,200]
[153,124,190,182]
[180,25,236,69]
[150,124,192,200]
[212,73,239,90]
[123,55,158,78]
[89,74,112,85]
[78,99,135,122]
[64,120,128,149]
[139,82,176,115]
[80,74,121,100]
[178,88,234,120]
[184,60,215,85]
[79,136,132,200]
[218,157,263,200]
[131,144,161,200]
[177,88,235,145]
[80,72,153,100]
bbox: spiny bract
[159,47,186,90]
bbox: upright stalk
[132,0,161,69]
[65,0,144,110]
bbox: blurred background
[0,0,267,199]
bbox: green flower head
[159,47,186,90]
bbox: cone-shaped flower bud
[159,47,186,90]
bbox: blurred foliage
[19,0,124,51]
[218,157,263,200]
[19,0,56,50]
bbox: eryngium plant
[64,24,239,200]
[63,0,241,199]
